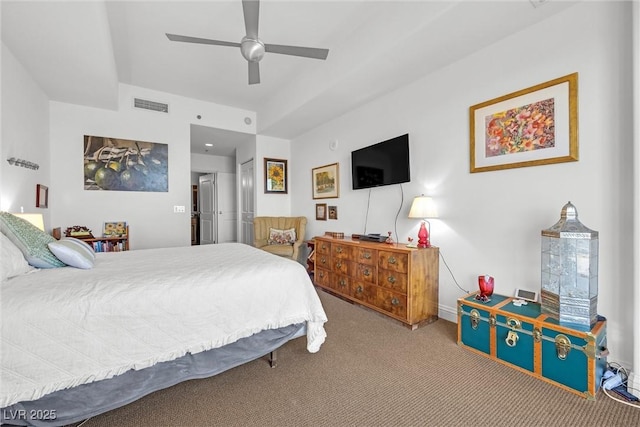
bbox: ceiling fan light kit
[166,0,329,85]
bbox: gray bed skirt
[1,324,305,427]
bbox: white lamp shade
[14,213,45,231]
[408,195,438,219]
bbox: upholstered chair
[253,216,307,262]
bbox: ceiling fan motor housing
[241,37,265,62]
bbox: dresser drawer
[331,274,351,295]
[315,267,331,287]
[378,269,408,293]
[332,258,351,275]
[317,240,331,255]
[352,282,377,305]
[331,243,352,259]
[355,247,377,265]
[376,288,407,319]
[316,253,331,269]
[378,251,408,274]
[354,263,376,283]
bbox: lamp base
[417,221,430,248]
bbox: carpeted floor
[75,289,639,427]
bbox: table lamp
[13,213,45,231]
[408,195,438,248]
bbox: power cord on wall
[439,249,470,294]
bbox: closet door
[199,173,216,245]
[217,172,237,243]
[240,159,255,245]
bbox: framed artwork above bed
[83,135,168,192]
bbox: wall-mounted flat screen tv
[351,133,410,190]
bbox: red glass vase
[476,275,494,302]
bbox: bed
[0,217,327,427]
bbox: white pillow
[267,227,297,245]
[1,232,34,280]
[48,237,96,269]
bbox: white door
[199,174,216,245]
[240,159,255,245]
[217,172,237,243]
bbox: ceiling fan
[166,0,329,85]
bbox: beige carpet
[76,289,639,427]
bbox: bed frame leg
[269,350,277,368]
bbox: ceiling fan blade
[166,33,240,48]
[264,44,329,60]
[242,0,260,39]
[248,62,260,85]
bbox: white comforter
[0,243,327,408]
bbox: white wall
[1,44,51,227]
[291,2,635,367]
[49,84,256,249]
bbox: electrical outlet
[173,205,186,213]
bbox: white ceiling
[1,0,577,156]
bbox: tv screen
[351,134,410,190]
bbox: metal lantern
[540,201,599,329]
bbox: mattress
[0,243,327,409]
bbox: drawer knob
[391,297,400,306]
[356,285,363,293]
[321,257,327,264]
[336,247,343,253]
[336,261,342,269]
[363,252,372,260]
[339,279,346,287]
[321,244,327,250]
[363,268,371,277]
[388,256,397,264]
[387,275,396,284]
[319,271,324,278]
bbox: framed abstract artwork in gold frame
[470,73,578,173]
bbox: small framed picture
[316,203,327,221]
[312,162,339,199]
[104,221,127,237]
[264,158,288,194]
[328,206,338,220]
[36,184,48,208]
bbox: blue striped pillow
[48,237,95,269]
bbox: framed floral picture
[264,158,288,194]
[312,162,339,199]
[470,73,578,173]
[103,221,127,237]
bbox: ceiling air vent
[133,98,169,113]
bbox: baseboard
[439,303,458,323]
[627,371,640,399]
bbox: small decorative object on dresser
[314,236,439,329]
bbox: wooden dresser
[313,236,439,329]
